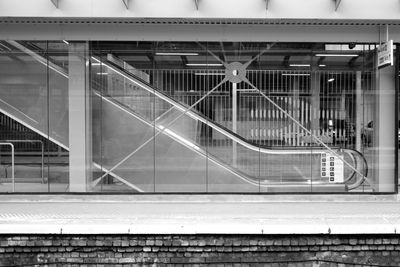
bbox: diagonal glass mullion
[197,42,368,188]
[242,77,371,185]
[92,78,229,187]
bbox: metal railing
[1,140,45,183]
[0,142,14,192]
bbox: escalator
[0,41,369,192]
[91,56,368,192]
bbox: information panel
[321,152,344,183]
[377,40,393,69]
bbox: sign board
[377,40,393,69]
[321,152,344,183]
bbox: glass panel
[47,41,69,192]
[86,41,395,194]
[0,40,395,194]
[0,41,50,192]
[90,54,155,192]
[154,107,207,192]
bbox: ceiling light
[187,63,223,67]
[96,72,108,75]
[289,64,310,67]
[63,40,69,45]
[194,73,225,76]
[156,52,199,56]
[281,73,310,76]
[315,54,359,57]
[237,89,257,92]
[319,64,326,67]
[328,78,335,82]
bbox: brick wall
[0,235,399,266]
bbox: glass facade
[0,41,397,193]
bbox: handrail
[1,140,45,183]
[0,142,15,192]
[347,148,369,190]
[6,41,68,78]
[93,56,368,188]
[94,84,364,189]
[7,39,366,190]
[93,57,357,153]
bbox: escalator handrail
[5,40,366,190]
[91,86,352,189]
[92,57,367,188]
[93,56,359,157]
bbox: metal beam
[50,0,59,8]
[122,0,129,9]
[335,0,342,11]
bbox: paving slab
[0,197,399,234]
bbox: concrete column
[355,71,363,152]
[374,64,396,192]
[68,42,91,192]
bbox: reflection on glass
[0,40,396,193]
[48,41,70,192]
[0,40,70,192]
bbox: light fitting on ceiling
[186,63,223,67]
[156,52,199,56]
[315,54,359,57]
[281,73,310,76]
[289,64,310,67]
[194,73,225,76]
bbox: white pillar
[310,72,320,135]
[290,77,300,145]
[374,64,396,192]
[232,82,237,167]
[355,71,363,152]
[68,42,91,192]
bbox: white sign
[321,152,344,183]
[377,40,393,69]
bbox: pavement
[0,194,399,235]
